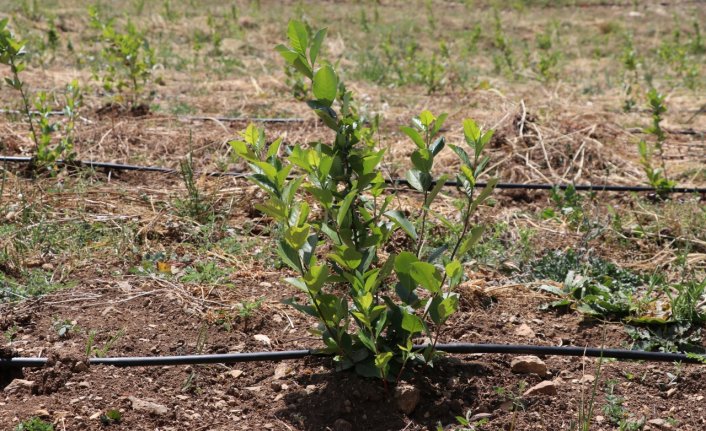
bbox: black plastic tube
[2,156,706,194]
[0,343,702,369]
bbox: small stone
[128,396,170,416]
[253,334,271,346]
[514,323,535,338]
[41,263,54,271]
[224,369,243,379]
[3,379,34,393]
[523,381,557,397]
[214,400,227,409]
[395,383,421,415]
[78,381,90,388]
[647,418,672,430]
[305,385,316,395]
[595,415,605,423]
[579,374,595,384]
[510,356,547,375]
[33,409,51,419]
[333,418,353,431]
[73,362,89,373]
[665,388,677,398]
[89,412,101,420]
[273,363,290,380]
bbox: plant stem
[415,189,429,258]
[11,58,39,154]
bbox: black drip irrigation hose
[2,156,706,194]
[0,343,702,369]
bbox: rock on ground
[523,380,558,397]
[510,355,548,375]
[395,383,421,415]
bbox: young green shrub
[231,20,498,381]
[0,19,81,175]
[637,88,675,198]
[89,6,155,107]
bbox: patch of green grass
[0,269,73,303]
[180,261,230,285]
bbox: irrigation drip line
[1,343,702,369]
[2,156,706,194]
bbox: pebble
[3,379,34,394]
[514,323,535,338]
[647,418,672,430]
[395,383,421,415]
[128,396,170,416]
[523,381,558,397]
[510,356,547,375]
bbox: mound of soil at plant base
[1,275,706,430]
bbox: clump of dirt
[31,352,89,395]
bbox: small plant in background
[637,88,675,198]
[0,19,80,174]
[176,149,214,223]
[534,27,560,81]
[53,318,78,338]
[89,5,155,107]
[85,329,124,358]
[232,20,498,381]
[492,9,515,76]
[620,35,639,112]
[99,409,122,425]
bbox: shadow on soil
[278,357,500,430]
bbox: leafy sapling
[637,88,675,198]
[231,20,499,382]
[0,19,81,174]
[89,6,155,106]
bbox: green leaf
[384,210,418,240]
[445,260,463,288]
[424,174,447,207]
[309,28,327,65]
[400,126,425,149]
[405,169,425,192]
[411,149,433,172]
[358,330,377,352]
[337,189,357,227]
[419,110,435,128]
[401,310,425,334]
[448,144,471,167]
[313,64,338,107]
[307,100,338,129]
[463,118,481,143]
[430,136,445,156]
[429,294,459,324]
[457,225,485,257]
[431,112,448,135]
[277,240,303,273]
[374,351,393,376]
[287,20,309,56]
[285,224,311,250]
[410,262,442,293]
[469,177,498,213]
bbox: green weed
[14,418,53,431]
